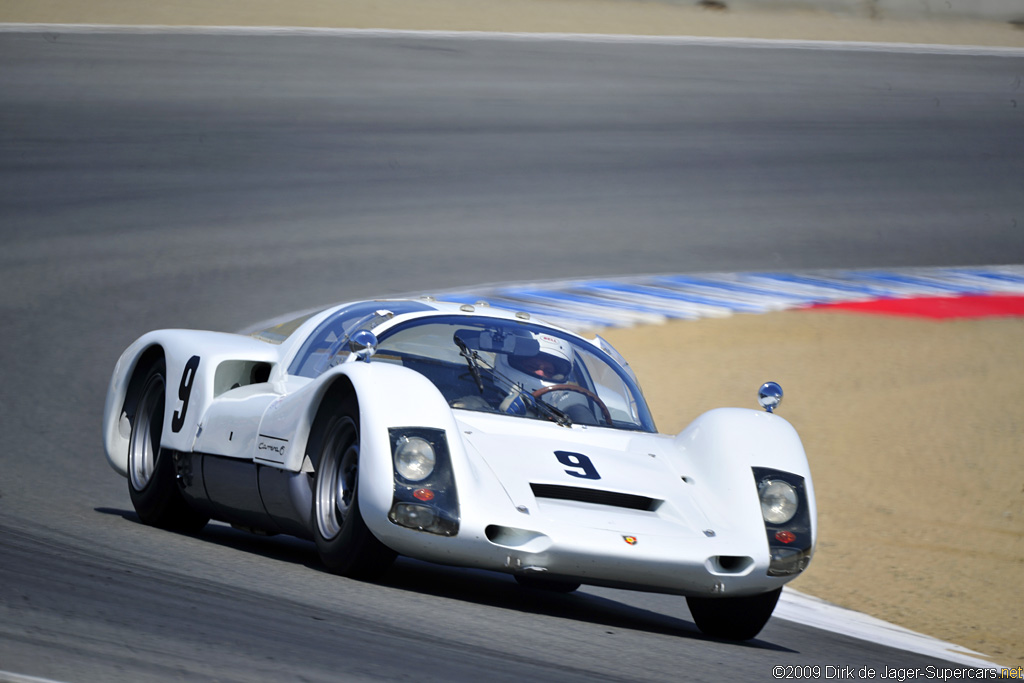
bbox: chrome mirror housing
[758,382,783,413]
[349,329,378,362]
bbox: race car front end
[364,408,815,600]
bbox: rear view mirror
[455,329,540,356]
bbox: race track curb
[432,264,1024,330]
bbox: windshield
[374,315,656,432]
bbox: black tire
[127,360,208,533]
[312,404,396,579]
[686,587,782,641]
[514,574,581,593]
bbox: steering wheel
[532,384,612,425]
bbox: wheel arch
[304,372,399,576]
[305,374,360,473]
[103,342,166,477]
[264,361,466,549]
[671,408,814,518]
[124,346,167,422]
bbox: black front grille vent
[530,483,660,512]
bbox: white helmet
[496,332,574,395]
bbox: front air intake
[708,555,755,575]
[530,483,660,511]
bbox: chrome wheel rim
[316,419,358,541]
[128,374,165,492]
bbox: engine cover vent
[530,483,660,511]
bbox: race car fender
[103,329,279,476]
[344,361,474,544]
[254,362,449,468]
[671,408,816,543]
[257,359,503,547]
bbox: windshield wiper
[454,334,485,394]
[452,333,572,427]
[524,392,573,428]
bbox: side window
[577,348,639,424]
[249,311,318,345]
[289,303,386,378]
[289,301,435,378]
[310,309,397,375]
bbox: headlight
[759,479,799,524]
[394,436,436,481]
[389,428,459,536]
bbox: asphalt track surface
[2,30,1023,682]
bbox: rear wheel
[127,361,208,533]
[312,407,396,579]
[686,588,781,641]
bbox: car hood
[453,411,717,538]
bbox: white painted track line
[2,23,1024,57]
[777,590,1007,670]
[0,671,73,683]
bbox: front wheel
[127,361,208,533]
[686,588,782,641]
[312,411,396,579]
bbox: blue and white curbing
[432,264,1024,330]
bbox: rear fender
[103,330,279,476]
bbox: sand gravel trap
[601,310,1024,667]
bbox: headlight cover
[753,467,813,577]
[394,436,436,482]
[758,478,799,525]
[388,428,459,536]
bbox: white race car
[103,298,815,640]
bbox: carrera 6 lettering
[555,451,600,480]
[171,355,201,433]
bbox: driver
[496,334,574,415]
